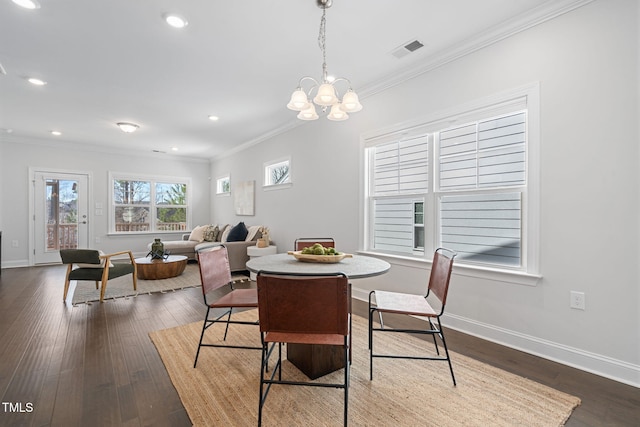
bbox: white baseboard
[1,259,30,269]
[353,286,640,388]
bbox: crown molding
[360,0,595,98]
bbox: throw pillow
[219,224,232,242]
[188,225,207,242]
[226,222,249,242]
[203,225,219,242]
[245,225,262,241]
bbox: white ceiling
[0,0,579,159]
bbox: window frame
[263,157,292,190]
[108,172,192,235]
[216,174,231,196]
[361,83,540,285]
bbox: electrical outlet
[570,291,585,310]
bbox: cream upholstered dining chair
[368,247,457,385]
[256,271,351,426]
[193,245,262,368]
[59,249,137,302]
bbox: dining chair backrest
[427,248,456,307]
[294,238,335,251]
[198,246,232,298]
[257,272,350,336]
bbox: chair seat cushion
[374,290,437,317]
[208,289,258,308]
[68,264,135,281]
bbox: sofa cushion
[226,222,248,242]
[203,225,219,242]
[188,225,208,242]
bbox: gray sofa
[147,224,267,272]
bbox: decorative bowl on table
[287,251,353,263]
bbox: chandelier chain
[318,6,328,82]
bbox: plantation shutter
[439,112,526,190]
[372,136,428,254]
[437,112,526,267]
[373,136,428,196]
[440,192,521,267]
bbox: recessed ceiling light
[163,13,188,29]
[51,130,62,136]
[12,0,40,9]
[117,122,139,133]
[171,147,179,151]
[208,115,219,122]
[27,77,46,86]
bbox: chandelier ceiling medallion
[287,0,362,121]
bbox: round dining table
[245,252,390,279]
[246,251,390,379]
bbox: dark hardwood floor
[0,265,638,426]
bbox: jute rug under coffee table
[150,310,581,426]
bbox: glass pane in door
[45,179,79,251]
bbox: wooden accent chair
[193,246,261,368]
[294,237,335,251]
[60,249,137,303]
[368,247,457,385]
[257,271,351,426]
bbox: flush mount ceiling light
[27,77,46,86]
[117,122,139,133]
[12,0,40,9]
[208,115,219,122]
[287,0,362,121]
[50,130,61,136]
[163,13,188,29]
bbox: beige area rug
[149,310,581,427]
[71,263,250,305]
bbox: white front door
[33,171,90,264]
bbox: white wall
[0,140,211,267]
[210,0,639,386]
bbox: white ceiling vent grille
[391,40,425,59]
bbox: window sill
[263,183,292,191]
[108,231,187,237]
[356,250,541,286]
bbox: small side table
[246,245,277,280]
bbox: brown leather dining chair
[193,246,261,368]
[256,271,351,426]
[368,247,457,385]
[294,237,335,251]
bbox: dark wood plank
[0,265,637,426]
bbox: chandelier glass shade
[287,0,362,121]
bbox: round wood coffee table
[134,255,188,280]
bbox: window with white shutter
[436,112,526,267]
[363,85,539,276]
[369,136,428,255]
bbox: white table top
[246,252,390,279]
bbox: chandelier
[286,0,362,121]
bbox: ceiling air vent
[391,39,425,59]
